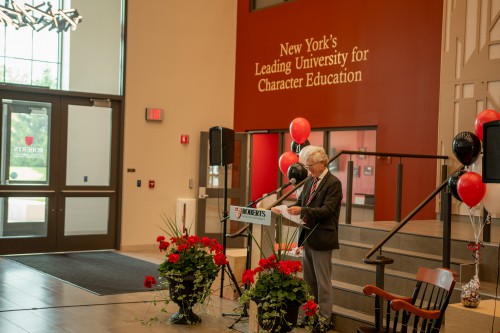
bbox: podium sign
[229,205,272,226]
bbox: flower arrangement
[142,214,228,325]
[239,218,324,332]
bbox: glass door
[56,97,120,251]
[0,91,121,254]
[0,94,58,253]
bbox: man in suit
[287,145,343,332]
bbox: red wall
[251,134,280,203]
[233,0,443,220]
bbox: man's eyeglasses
[305,162,318,170]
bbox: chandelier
[0,0,82,32]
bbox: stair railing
[230,150,446,238]
[266,150,449,223]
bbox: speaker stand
[219,164,249,327]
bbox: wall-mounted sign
[145,108,163,122]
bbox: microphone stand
[223,181,295,329]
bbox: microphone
[273,178,296,193]
[240,179,298,210]
[257,179,297,201]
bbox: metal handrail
[362,164,465,264]
[225,150,449,238]
[264,150,448,210]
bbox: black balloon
[291,139,310,155]
[448,170,467,202]
[287,163,308,183]
[452,132,481,166]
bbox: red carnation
[168,253,180,263]
[156,235,165,242]
[158,241,169,251]
[213,252,228,266]
[143,275,156,288]
[303,299,318,316]
[187,235,200,245]
[242,269,256,284]
[278,260,302,275]
[259,254,278,269]
[201,236,211,247]
[210,242,224,253]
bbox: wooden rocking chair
[357,267,457,333]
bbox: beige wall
[439,0,500,216]
[121,1,237,247]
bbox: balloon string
[468,207,487,242]
[467,240,482,277]
[468,206,489,277]
[467,241,482,263]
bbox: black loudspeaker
[209,126,234,166]
[482,120,500,183]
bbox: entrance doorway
[0,90,121,254]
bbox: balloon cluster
[278,117,311,181]
[450,109,500,306]
[448,109,500,214]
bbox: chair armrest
[362,285,412,302]
[391,299,441,319]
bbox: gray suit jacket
[292,171,343,251]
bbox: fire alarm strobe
[145,108,163,121]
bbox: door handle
[199,187,209,199]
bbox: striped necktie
[305,177,319,206]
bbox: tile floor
[0,248,339,333]
[1,218,493,333]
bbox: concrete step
[332,304,371,333]
[338,223,499,284]
[337,239,475,283]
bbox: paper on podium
[273,205,304,228]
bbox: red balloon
[289,117,311,144]
[278,152,299,176]
[474,109,500,141]
[457,172,486,208]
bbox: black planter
[254,299,301,333]
[167,276,204,324]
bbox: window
[0,0,124,95]
[0,0,61,89]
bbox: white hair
[299,146,328,166]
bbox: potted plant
[143,214,228,325]
[239,218,325,333]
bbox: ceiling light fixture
[0,0,82,32]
